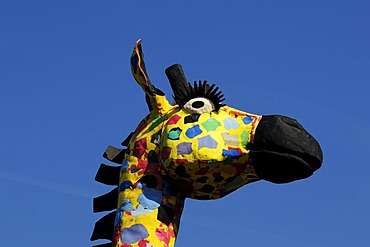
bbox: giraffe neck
[114,115,185,247]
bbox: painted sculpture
[91,39,323,247]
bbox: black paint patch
[151,130,161,146]
[148,150,158,163]
[193,195,211,200]
[157,204,175,225]
[184,114,200,124]
[199,184,215,193]
[140,175,158,188]
[213,176,224,183]
[195,176,208,183]
[175,165,190,178]
[226,176,238,183]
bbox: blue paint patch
[162,178,176,196]
[242,116,253,125]
[114,210,122,227]
[137,188,162,210]
[198,135,218,149]
[136,183,145,189]
[222,149,241,158]
[185,125,202,138]
[121,224,149,244]
[224,118,240,130]
[177,142,193,155]
[119,180,133,192]
[131,168,141,173]
[131,204,154,216]
[121,160,130,171]
[120,199,133,211]
[115,200,133,226]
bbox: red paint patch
[212,172,221,178]
[173,159,189,165]
[138,240,150,247]
[229,111,247,117]
[228,147,242,155]
[113,227,120,246]
[232,163,246,173]
[161,146,172,161]
[195,167,209,175]
[155,227,175,245]
[133,137,147,158]
[130,159,148,175]
[122,244,133,247]
[167,114,181,125]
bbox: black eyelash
[174,80,226,111]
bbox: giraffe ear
[130,39,163,96]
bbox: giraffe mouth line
[249,149,318,183]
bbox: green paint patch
[220,176,244,190]
[148,116,166,132]
[168,127,182,140]
[223,157,233,165]
[207,160,220,167]
[241,130,249,146]
[201,118,221,131]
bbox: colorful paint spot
[184,114,200,123]
[242,116,253,125]
[241,130,249,146]
[131,204,154,216]
[198,135,218,149]
[168,127,182,140]
[221,133,239,146]
[133,137,147,158]
[121,224,149,244]
[201,118,221,131]
[148,115,166,132]
[121,160,130,171]
[185,125,202,138]
[161,146,172,161]
[220,176,244,190]
[222,149,242,158]
[167,114,181,125]
[177,142,193,155]
[150,130,161,146]
[155,227,175,245]
[137,188,162,210]
[223,118,240,130]
[119,180,133,192]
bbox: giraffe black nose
[249,115,323,183]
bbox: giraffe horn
[165,64,190,104]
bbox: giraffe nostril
[192,101,204,108]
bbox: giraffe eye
[183,97,215,114]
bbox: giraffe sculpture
[91,39,323,247]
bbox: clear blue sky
[1,1,369,246]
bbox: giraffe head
[131,39,322,200]
[91,40,323,246]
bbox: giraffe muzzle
[249,115,323,183]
